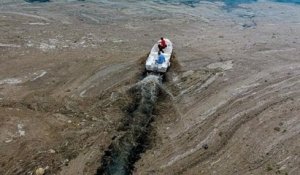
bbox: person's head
[158,51,161,55]
[161,37,164,40]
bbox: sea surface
[1,0,299,14]
[157,0,300,7]
[23,0,300,7]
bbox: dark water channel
[97,75,161,175]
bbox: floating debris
[35,167,45,175]
[17,124,25,137]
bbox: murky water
[157,0,300,7]
[97,75,161,175]
[1,0,299,174]
[24,0,49,2]
[22,0,300,6]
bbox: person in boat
[156,51,165,64]
[158,37,167,53]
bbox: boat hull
[145,39,173,73]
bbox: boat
[145,39,173,73]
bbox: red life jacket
[160,39,167,48]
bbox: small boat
[145,39,173,73]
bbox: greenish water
[23,0,300,9]
[25,0,49,2]
[156,0,300,8]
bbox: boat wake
[97,75,161,175]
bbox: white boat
[145,39,173,73]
